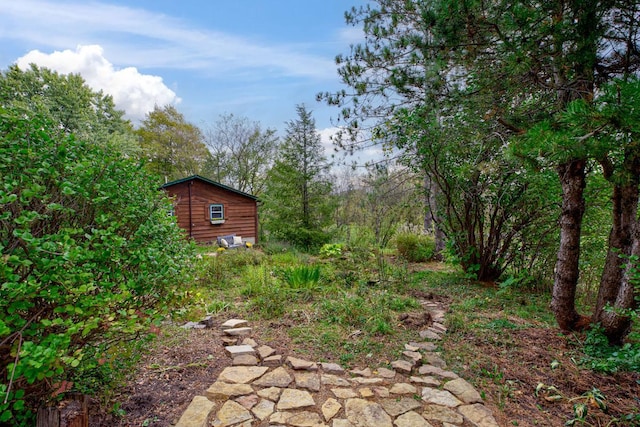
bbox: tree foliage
[0,108,192,423]
[262,105,333,250]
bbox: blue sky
[0,0,372,150]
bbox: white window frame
[209,203,225,224]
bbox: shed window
[209,203,224,224]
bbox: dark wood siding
[163,179,258,244]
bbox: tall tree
[262,105,333,249]
[203,113,278,194]
[136,105,210,182]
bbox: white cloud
[16,45,180,121]
[318,126,384,166]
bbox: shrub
[395,233,435,262]
[0,110,192,423]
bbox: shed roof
[160,175,258,201]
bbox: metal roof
[160,175,258,200]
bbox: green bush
[581,326,640,373]
[0,109,192,423]
[395,233,435,262]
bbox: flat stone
[221,319,248,329]
[333,419,354,427]
[257,386,282,401]
[359,387,374,398]
[322,374,351,387]
[221,336,238,345]
[263,355,283,366]
[181,321,200,329]
[321,362,345,374]
[257,345,276,359]
[332,388,358,399]
[390,383,418,395]
[251,399,275,420]
[372,386,390,398]
[276,388,315,410]
[422,405,464,424]
[376,367,396,379]
[232,354,259,366]
[380,397,422,417]
[417,365,458,379]
[175,395,215,427]
[253,367,293,387]
[402,351,423,363]
[322,398,342,422]
[421,388,463,407]
[410,376,441,387]
[270,411,293,424]
[294,371,321,391]
[205,382,254,400]
[349,377,384,385]
[404,344,420,352]
[234,394,259,409]
[287,356,318,370]
[225,345,255,357]
[431,322,447,332]
[394,411,434,427]
[287,411,324,427]
[350,367,372,377]
[224,327,253,336]
[409,342,437,352]
[212,400,253,427]
[423,353,447,369]
[419,330,441,340]
[443,378,483,404]
[345,398,393,427]
[200,315,214,328]
[391,360,414,373]
[218,366,268,384]
[241,337,258,347]
[457,404,499,427]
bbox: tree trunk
[551,159,587,330]
[424,174,446,259]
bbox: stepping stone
[421,388,463,407]
[241,338,258,347]
[457,404,500,427]
[422,405,463,424]
[380,397,421,417]
[218,366,268,384]
[418,365,458,379]
[205,382,254,400]
[232,354,259,366]
[221,336,238,345]
[431,322,447,333]
[345,398,392,427]
[350,377,383,385]
[443,378,483,404]
[333,419,355,427]
[175,395,214,427]
[376,367,396,379]
[224,327,252,336]
[359,387,374,397]
[257,386,282,401]
[221,319,248,329]
[321,362,345,374]
[322,398,342,422]
[213,400,253,426]
[276,388,315,410]
[287,356,318,370]
[410,376,441,387]
[372,386,390,398]
[350,367,372,377]
[404,344,420,352]
[394,411,433,427]
[294,371,321,391]
[332,388,358,399]
[423,353,447,369]
[389,383,417,395]
[199,316,214,328]
[419,330,441,340]
[391,360,414,373]
[225,344,255,357]
[402,350,422,363]
[235,394,259,409]
[287,411,323,427]
[253,367,293,387]
[257,345,276,359]
[270,411,293,424]
[263,355,282,366]
[251,399,275,421]
[322,374,351,387]
[409,342,437,352]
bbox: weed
[581,326,640,373]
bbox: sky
[0,0,379,161]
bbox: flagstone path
[175,301,499,427]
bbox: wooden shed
[161,175,258,244]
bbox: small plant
[565,388,607,426]
[320,243,343,258]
